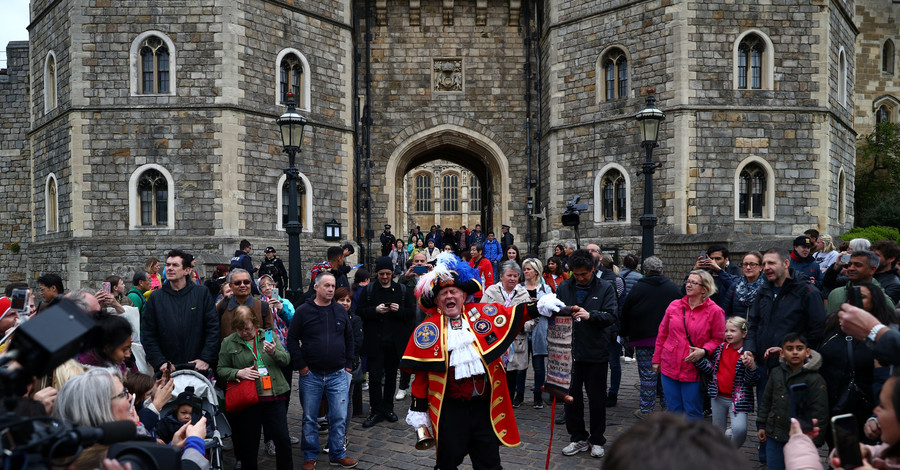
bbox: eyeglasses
[685,280,703,286]
[232,280,252,286]
[742,262,760,268]
[112,387,131,400]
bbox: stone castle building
[0,0,870,287]
[402,160,484,232]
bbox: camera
[561,196,589,227]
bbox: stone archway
[385,124,511,233]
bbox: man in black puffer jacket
[555,249,618,459]
[619,256,682,417]
[142,249,220,373]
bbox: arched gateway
[385,124,511,233]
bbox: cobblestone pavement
[221,360,768,469]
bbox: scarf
[446,316,485,380]
[734,276,765,307]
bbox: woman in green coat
[218,305,292,470]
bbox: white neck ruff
[446,316,486,380]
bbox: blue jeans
[608,339,622,396]
[660,374,703,421]
[298,369,350,462]
[764,438,785,470]
[532,355,546,402]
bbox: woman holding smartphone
[218,306,293,470]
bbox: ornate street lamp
[635,89,665,261]
[277,93,308,304]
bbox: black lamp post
[635,89,665,261]
[277,93,308,304]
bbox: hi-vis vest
[399,302,531,447]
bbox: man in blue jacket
[483,231,503,279]
[287,273,357,470]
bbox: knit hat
[374,256,393,273]
[174,386,200,410]
[415,253,483,310]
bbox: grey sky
[0,1,30,68]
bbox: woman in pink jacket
[652,270,725,420]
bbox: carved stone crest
[433,59,463,92]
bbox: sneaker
[555,414,566,425]
[605,393,617,407]
[591,444,605,458]
[318,418,329,433]
[561,440,590,456]
[623,356,635,363]
[290,435,300,445]
[394,389,408,400]
[533,401,544,409]
[725,427,733,438]
[329,457,358,468]
[325,436,350,453]
[265,440,276,456]
[633,409,649,420]
[361,382,369,391]
[703,408,712,418]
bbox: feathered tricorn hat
[415,252,483,310]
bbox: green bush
[840,226,900,244]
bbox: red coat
[469,257,494,299]
[400,302,532,448]
[542,272,568,293]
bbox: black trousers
[564,361,608,446]
[367,342,399,415]
[435,397,502,470]
[231,399,292,470]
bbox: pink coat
[652,296,725,382]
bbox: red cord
[546,396,556,470]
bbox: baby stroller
[158,365,231,470]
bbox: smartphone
[789,383,813,433]
[271,287,279,299]
[413,265,428,274]
[10,288,27,310]
[699,251,708,259]
[102,282,111,294]
[840,253,851,263]
[831,413,863,469]
[265,329,274,343]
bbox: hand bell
[415,425,435,450]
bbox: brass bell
[415,425,435,450]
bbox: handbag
[831,335,873,416]
[682,307,713,385]
[225,379,259,413]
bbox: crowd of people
[0,227,899,470]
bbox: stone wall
[0,42,32,283]
[854,0,900,137]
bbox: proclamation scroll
[544,314,573,401]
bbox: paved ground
[220,360,774,469]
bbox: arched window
[469,175,481,212]
[275,49,311,109]
[45,174,59,233]
[280,55,303,106]
[128,164,175,229]
[738,164,766,218]
[594,164,630,223]
[415,173,432,212]
[838,169,846,225]
[734,31,774,90]
[601,170,627,222]
[884,40,895,75]
[601,48,628,101]
[140,37,169,94]
[276,173,313,232]
[877,104,891,125]
[138,169,168,226]
[738,36,764,89]
[838,48,848,106]
[130,32,176,95]
[443,174,459,212]
[44,52,57,112]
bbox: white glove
[406,410,433,433]
[537,293,565,317]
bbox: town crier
[400,253,563,469]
